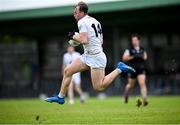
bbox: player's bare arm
[73,32,88,44]
[143,51,148,60]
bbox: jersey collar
[79,15,89,22]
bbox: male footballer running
[45,2,135,104]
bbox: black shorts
[128,66,146,78]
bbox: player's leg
[90,68,118,91]
[90,62,136,91]
[75,84,85,103]
[90,61,135,91]
[74,84,83,96]
[68,79,74,105]
[73,73,85,103]
[45,58,89,104]
[124,78,136,103]
[60,58,89,96]
[137,74,148,106]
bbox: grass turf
[0,96,180,124]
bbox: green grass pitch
[0,96,180,124]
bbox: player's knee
[64,67,73,77]
[131,83,135,88]
[94,87,104,92]
[127,83,133,89]
[127,83,132,87]
[75,85,79,90]
[93,85,105,92]
[139,82,146,88]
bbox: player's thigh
[64,58,89,76]
[127,77,136,87]
[90,68,105,88]
[74,84,81,91]
[137,74,146,86]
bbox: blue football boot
[45,96,65,105]
[117,62,136,73]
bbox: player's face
[67,46,74,53]
[74,6,84,21]
[132,37,140,47]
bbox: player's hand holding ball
[68,32,75,40]
[68,32,80,47]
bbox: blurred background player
[122,34,148,107]
[63,46,85,104]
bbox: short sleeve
[78,20,87,33]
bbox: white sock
[69,100,74,105]
[58,93,64,98]
[116,68,122,73]
[80,94,85,101]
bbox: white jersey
[78,15,103,55]
[63,52,80,66]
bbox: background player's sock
[124,91,129,103]
[69,99,74,105]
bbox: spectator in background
[122,34,148,107]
